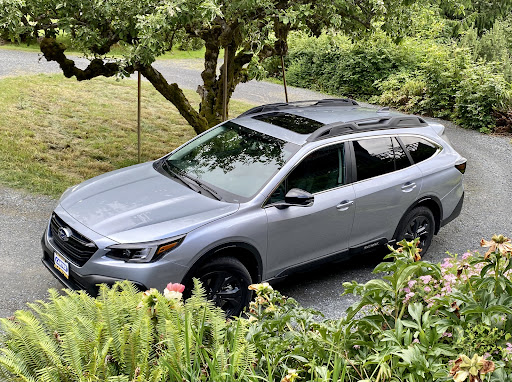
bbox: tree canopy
[438,0,512,34]
[1,0,418,133]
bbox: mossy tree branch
[40,37,209,135]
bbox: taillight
[455,159,467,174]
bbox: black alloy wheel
[192,257,252,317]
[396,206,435,254]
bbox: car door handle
[336,200,354,211]
[401,182,417,192]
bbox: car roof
[235,99,429,145]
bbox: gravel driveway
[1,49,511,319]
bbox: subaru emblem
[57,227,72,242]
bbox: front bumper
[41,210,191,296]
[41,234,147,296]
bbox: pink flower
[404,292,415,302]
[424,286,431,293]
[413,339,420,344]
[166,283,185,293]
[408,280,417,288]
[164,283,185,300]
[443,274,456,283]
[462,252,472,260]
[419,275,432,284]
[353,345,360,349]
[442,332,453,338]
[403,287,411,294]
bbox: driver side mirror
[276,188,314,209]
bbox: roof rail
[307,116,428,141]
[238,98,359,118]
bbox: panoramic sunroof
[252,112,324,134]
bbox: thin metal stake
[137,71,141,163]
[223,45,228,121]
[281,54,289,103]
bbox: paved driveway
[1,49,511,318]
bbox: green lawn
[0,74,253,197]
[0,39,208,60]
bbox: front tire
[395,206,435,254]
[189,257,252,317]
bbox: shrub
[284,31,512,132]
[285,32,410,99]
[2,237,512,381]
[0,281,257,382]
[454,63,512,132]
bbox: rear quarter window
[399,136,439,164]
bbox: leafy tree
[0,0,416,134]
[437,0,512,34]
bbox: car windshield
[163,121,299,202]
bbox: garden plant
[273,2,512,133]
[1,235,512,381]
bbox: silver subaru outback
[42,99,466,315]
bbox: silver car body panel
[42,103,465,293]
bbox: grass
[0,74,254,197]
[0,38,208,60]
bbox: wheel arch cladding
[394,196,443,238]
[182,242,262,285]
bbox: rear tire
[187,257,253,317]
[395,206,435,254]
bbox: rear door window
[353,137,412,182]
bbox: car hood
[59,162,239,243]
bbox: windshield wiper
[179,170,222,201]
[162,160,222,201]
[161,160,198,192]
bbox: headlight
[106,235,185,263]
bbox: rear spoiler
[430,123,451,144]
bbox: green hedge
[283,33,512,132]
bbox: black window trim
[395,134,442,165]
[261,133,442,207]
[262,141,352,208]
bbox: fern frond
[0,348,36,382]
[35,366,63,382]
[106,375,130,382]
[2,311,62,372]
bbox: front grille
[49,214,97,266]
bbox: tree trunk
[141,66,209,135]
[196,22,253,129]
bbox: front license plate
[54,251,69,279]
